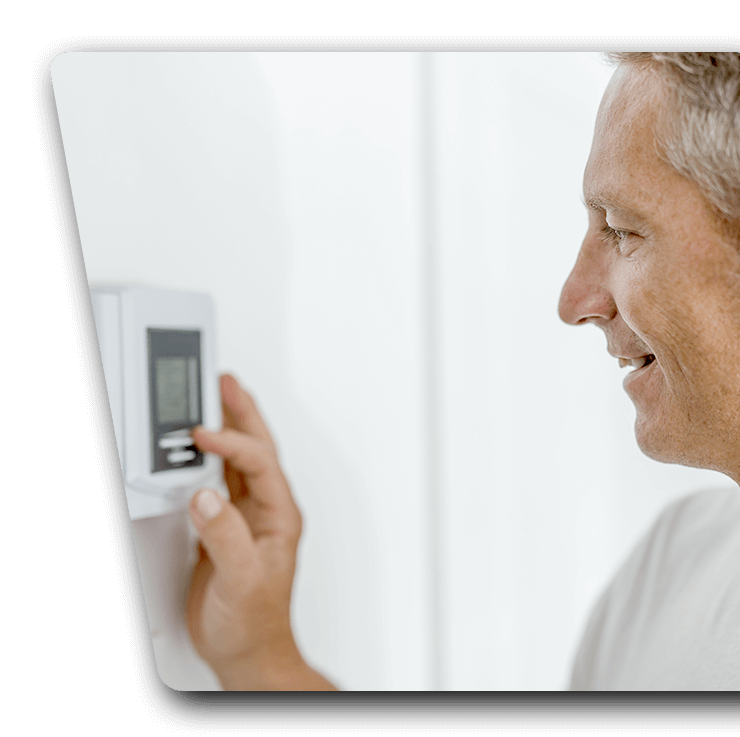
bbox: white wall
[51,50,733,691]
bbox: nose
[558,237,616,326]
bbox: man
[186,52,740,690]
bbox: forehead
[583,65,673,214]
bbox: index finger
[191,427,300,539]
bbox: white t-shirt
[570,486,740,690]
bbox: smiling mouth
[619,354,656,371]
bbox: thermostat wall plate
[90,285,222,520]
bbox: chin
[633,413,690,466]
[633,413,713,470]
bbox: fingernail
[195,488,223,521]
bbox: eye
[600,224,635,252]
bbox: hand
[186,374,335,690]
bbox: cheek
[618,272,713,392]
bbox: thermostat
[90,285,221,520]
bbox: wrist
[214,638,312,691]
[211,638,305,691]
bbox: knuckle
[252,438,280,471]
[225,433,268,471]
[289,503,303,541]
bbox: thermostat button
[159,436,194,449]
[167,449,197,463]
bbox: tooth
[631,356,648,369]
[619,358,629,368]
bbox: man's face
[559,65,740,476]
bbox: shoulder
[608,486,739,591]
[643,487,740,571]
[657,486,740,532]
[599,487,738,610]
[569,486,740,690]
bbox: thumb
[189,488,256,581]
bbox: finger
[191,428,297,520]
[211,375,277,504]
[223,458,247,504]
[219,374,275,446]
[189,488,256,584]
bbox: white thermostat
[90,285,222,520]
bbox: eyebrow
[582,196,651,225]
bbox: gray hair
[605,52,740,235]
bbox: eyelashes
[600,224,633,250]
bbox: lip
[623,356,657,393]
[609,349,651,362]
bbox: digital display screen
[148,328,203,473]
[155,355,200,424]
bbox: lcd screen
[156,356,188,424]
